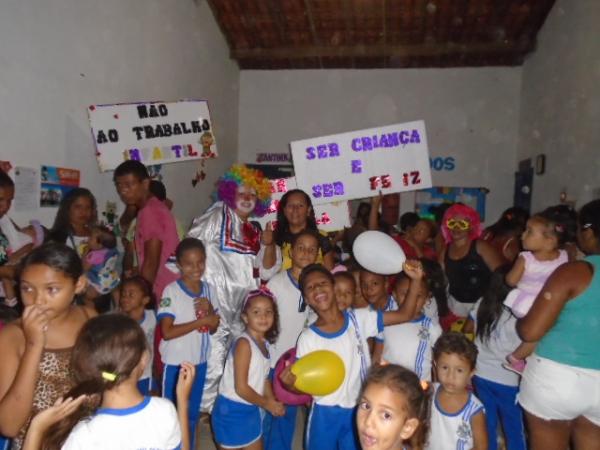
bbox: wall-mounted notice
[13,167,38,211]
[88,100,218,172]
[40,166,80,207]
[255,177,351,232]
[290,121,432,205]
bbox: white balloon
[352,231,406,275]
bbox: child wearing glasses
[440,204,503,318]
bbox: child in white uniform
[463,268,527,450]
[212,289,285,449]
[360,268,398,363]
[427,332,487,450]
[264,229,320,450]
[280,262,425,450]
[22,314,183,450]
[158,238,220,450]
[119,275,157,394]
[382,272,442,381]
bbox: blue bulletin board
[414,187,488,221]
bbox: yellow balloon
[291,350,345,396]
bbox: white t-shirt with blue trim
[296,308,383,408]
[218,332,271,405]
[266,270,310,367]
[382,314,442,381]
[470,300,522,386]
[427,382,485,450]
[371,296,397,343]
[139,310,157,381]
[62,396,181,450]
[157,279,217,365]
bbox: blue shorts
[212,395,262,448]
[306,403,359,450]
[0,435,10,450]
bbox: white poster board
[290,121,432,205]
[256,177,351,232]
[88,100,218,171]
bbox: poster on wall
[40,165,80,207]
[88,100,218,172]
[13,167,39,211]
[255,177,351,232]
[414,187,488,221]
[290,121,432,205]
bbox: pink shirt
[135,197,179,300]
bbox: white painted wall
[0,0,239,229]
[238,68,522,223]
[518,0,600,211]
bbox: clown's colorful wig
[441,204,482,244]
[213,164,272,217]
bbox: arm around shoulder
[517,261,588,342]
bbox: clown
[187,164,281,411]
[440,204,502,319]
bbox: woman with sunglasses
[440,204,503,319]
[516,199,600,450]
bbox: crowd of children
[0,161,598,450]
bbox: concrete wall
[0,0,239,228]
[238,68,522,222]
[518,0,600,211]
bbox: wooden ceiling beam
[302,0,322,68]
[232,40,530,60]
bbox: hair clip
[243,286,275,309]
[101,371,117,382]
[555,224,565,233]
[420,380,429,391]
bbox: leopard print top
[12,347,74,450]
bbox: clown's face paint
[235,185,257,218]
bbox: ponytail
[410,381,432,450]
[42,315,147,449]
[476,266,512,343]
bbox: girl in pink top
[503,209,572,373]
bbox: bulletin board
[414,187,488,221]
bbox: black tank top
[445,241,491,304]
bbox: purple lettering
[333,182,344,196]
[128,148,141,161]
[329,143,340,157]
[399,131,409,145]
[317,144,328,159]
[171,145,182,157]
[351,160,362,173]
[361,137,373,150]
[312,185,322,198]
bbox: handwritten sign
[290,121,432,205]
[255,177,351,232]
[88,100,218,172]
